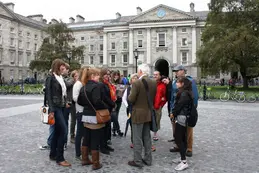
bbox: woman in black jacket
[171,77,193,171]
[77,67,106,171]
[46,59,71,167]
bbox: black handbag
[142,79,158,132]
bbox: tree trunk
[240,70,249,89]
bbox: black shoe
[117,131,124,137]
[168,139,175,142]
[169,147,180,152]
[142,159,151,166]
[100,149,110,155]
[105,145,114,152]
[186,151,192,157]
[113,132,117,137]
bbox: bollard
[203,81,207,101]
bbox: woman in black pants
[46,59,71,167]
[171,77,192,171]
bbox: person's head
[172,65,186,78]
[71,70,79,81]
[129,73,138,84]
[81,67,100,85]
[62,63,70,76]
[176,76,192,91]
[153,71,161,81]
[78,66,90,82]
[137,64,150,77]
[112,71,120,81]
[51,59,66,76]
[100,68,111,82]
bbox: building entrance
[155,59,169,77]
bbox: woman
[122,73,138,148]
[111,70,125,136]
[77,67,105,170]
[46,59,71,167]
[171,77,192,171]
[99,68,116,154]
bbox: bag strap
[142,79,154,111]
[83,87,97,113]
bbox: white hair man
[128,64,157,168]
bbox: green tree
[197,0,259,88]
[29,22,84,71]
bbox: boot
[81,146,92,166]
[91,150,102,170]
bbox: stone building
[0,2,47,83]
[68,3,209,78]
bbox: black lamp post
[67,51,72,65]
[133,49,139,73]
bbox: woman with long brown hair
[77,67,106,170]
[46,59,71,167]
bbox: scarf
[54,73,67,97]
[104,79,117,102]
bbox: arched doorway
[155,59,169,77]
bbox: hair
[81,67,100,85]
[71,70,78,78]
[78,66,90,82]
[111,70,121,84]
[130,73,138,84]
[65,63,70,70]
[51,59,66,75]
[176,76,193,99]
[138,64,150,75]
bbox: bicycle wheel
[235,94,246,103]
[220,92,229,102]
[247,94,256,103]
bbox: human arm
[72,82,82,103]
[170,81,176,114]
[92,85,107,109]
[101,83,115,108]
[128,82,139,104]
[45,76,54,113]
[172,92,190,116]
[122,88,128,107]
[192,80,199,108]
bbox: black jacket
[166,80,172,114]
[100,82,115,112]
[46,74,66,113]
[63,76,75,104]
[77,80,108,116]
[173,91,192,118]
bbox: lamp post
[133,49,139,73]
[67,51,72,65]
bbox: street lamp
[67,51,72,65]
[133,49,139,73]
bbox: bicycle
[220,87,246,103]
[247,93,259,103]
[199,87,215,100]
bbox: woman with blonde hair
[77,67,106,170]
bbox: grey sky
[8,0,210,23]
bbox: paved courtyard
[0,95,258,173]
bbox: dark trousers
[112,100,122,132]
[75,112,84,157]
[126,108,133,143]
[63,107,70,143]
[100,121,111,149]
[82,127,102,150]
[175,123,187,161]
[70,103,76,137]
[49,107,67,163]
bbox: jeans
[63,107,71,144]
[70,103,76,137]
[175,123,187,160]
[47,125,55,146]
[75,112,84,157]
[49,107,67,163]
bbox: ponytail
[81,67,100,85]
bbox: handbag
[40,85,55,125]
[142,79,158,132]
[83,87,110,124]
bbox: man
[153,71,167,141]
[170,65,198,157]
[128,64,157,168]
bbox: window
[89,45,94,52]
[90,36,94,40]
[123,42,128,49]
[111,42,116,50]
[158,33,166,47]
[123,33,128,37]
[18,52,23,65]
[99,55,103,64]
[18,31,23,37]
[81,37,84,41]
[27,53,31,63]
[10,38,15,46]
[182,38,188,46]
[10,27,15,33]
[181,52,188,65]
[123,70,128,77]
[10,69,14,78]
[182,28,187,33]
[111,33,115,38]
[27,42,30,49]
[27,32,30,37]
[100,44,103,51]
[10,51,15,63]
[99,36,103,40]
[89,56,94,64]
[81,56,84,64]
[18,40,23,48]
[34,44,37,51]
[34,34,38,39]
[111,55,116,65]
[123,54,128,64]
[138,40,143,48]
[137,30,143,35]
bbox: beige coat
[128,76,157,124]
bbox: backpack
[187,99,198,127]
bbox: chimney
[51,19,58,24]
[69,17,75,23]
[42,19,47,23]
[137,7,142,15]
[4,2,15,11]
[190,2,195,12]
[27,14,43,22]
[76,15,85,23]
[116,12,121,19]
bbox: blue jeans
[63,107,71,144]
[75,112,84,157]
[49,107,67,163]
[47,125,55,146]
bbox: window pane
[100,44,103,51]
[159,33,165,46]
[112,43,115,49]
[123,54,128,62]
[138,40,143,47]
[100,56,103,64]
[123,42,127,49]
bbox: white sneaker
[172,157,181,164]
[174,161,188,171]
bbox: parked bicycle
[220,87,246,103]
[199,87,215,100]
[247,93,259,103]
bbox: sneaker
[174,161,188,171]
[39,145,50,150]
[172,158,181,164]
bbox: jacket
[63,76,75,103]
[77,80,107,116]
[153,81,167,110]
[128,76,157,124]
[100,82,115,112]
[170,76,198,113]
[46,74,66,113]
[166,80,172,113]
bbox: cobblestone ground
[0,96,258,173]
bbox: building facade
[68,3,209,78]
[0,2,47,83]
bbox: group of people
[42,58,198,171]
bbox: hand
[66,104,71,108]
[170,114,174,119]
[161,97,165,101]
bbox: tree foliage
[197,0,259,88]
[30,22,85,71]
